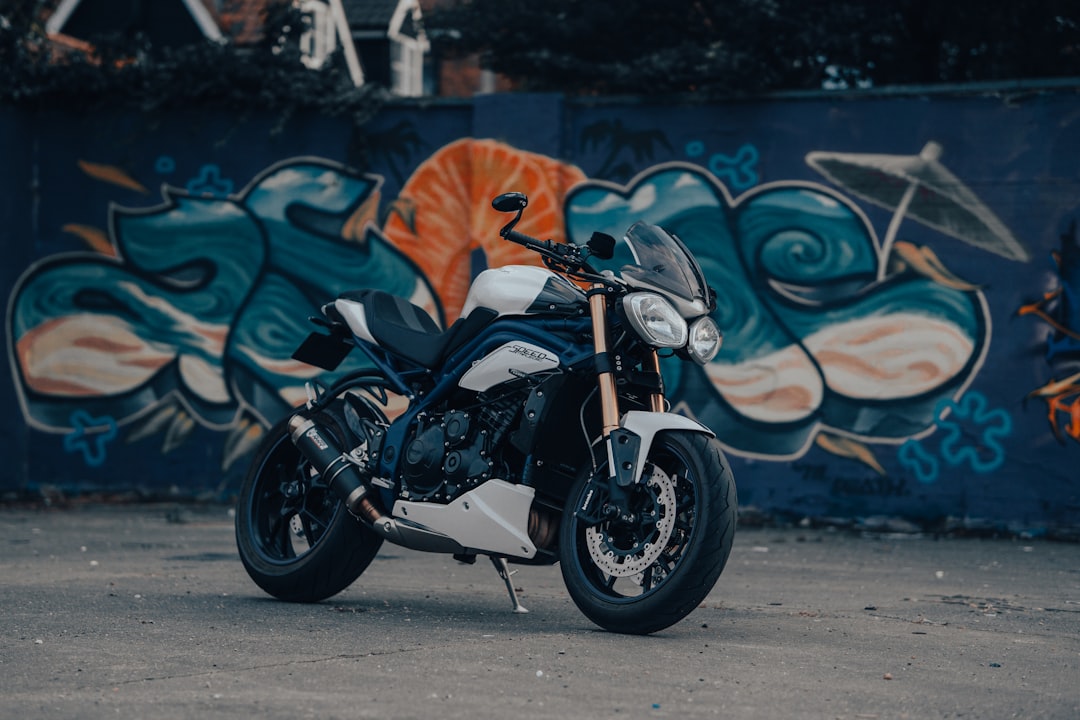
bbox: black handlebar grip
[505,229,548,250]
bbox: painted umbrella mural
[806,141,1030,280]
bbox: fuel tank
[460,265,585,319]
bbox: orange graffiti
[381,138,586,321]
[1028,372,1080,442]
[62,223,116,255]
[340,190,382,242]
[77,160,149,194]
[1018,288,1080,342]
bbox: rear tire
[559,430,736,634]
[235,402,383,602]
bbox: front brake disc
[584,466,677,577]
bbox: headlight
[687,316,722,364]
[623,293,688,348]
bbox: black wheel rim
[571,442,698,602]
[244,432,343,565]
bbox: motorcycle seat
[330,290,496,368]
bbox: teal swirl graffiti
[565,163,988,459]
[8,159,435,445]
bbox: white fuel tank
[460,265,584,319]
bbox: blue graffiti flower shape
[63,411,118,467]
[186,164,234,197]
[564,163,987,458]
[935,391,1011,473]
[708,143,759,191]
[897,439,940,484]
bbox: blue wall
[3,87,1079,535]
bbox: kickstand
[489,556,529,614]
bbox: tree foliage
[3,0,1077,111]
[426,0,1080,95]
[0,0,387,120]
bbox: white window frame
[46,0,223,41]
[389,36,425,96]
[387,0,428,97]
[297,0,337,70]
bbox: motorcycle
[235,192,737,634]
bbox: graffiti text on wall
[8,157,438,468]
[562,152,1021,472]
[7,138,1028,479]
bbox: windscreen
[618,222,712,309]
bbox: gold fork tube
[589,284,620,435]
[643,349,666,412]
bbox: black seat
[334,290,496,368]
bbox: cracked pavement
[2,504,1078,719]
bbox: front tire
[559,430,737,634]
[235,402,383,602]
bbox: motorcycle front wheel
[559,430,737,634]
[235,402,383,603]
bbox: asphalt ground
[1,503,1078,720]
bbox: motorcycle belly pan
[391,480,537,559]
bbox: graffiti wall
[3,89,1079,534]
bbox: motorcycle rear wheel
[559,429,737,634]
[235,402,383,603]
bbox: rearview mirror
[492,192,528,213]
[588,232,616,260]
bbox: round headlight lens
[623,293,688,348]
[688,316,722,364]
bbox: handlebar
[496,197,611,282]
[502,227,581,263]
[502,228,549,252]
[501,227,613,286]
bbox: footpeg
[490,556,528,614]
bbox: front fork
[589,283,666,424]
[586,284,665,523]
[589,284,623,436]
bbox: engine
[400,394,522,503]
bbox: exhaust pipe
[287,412,463,553]
[288,413,370,515]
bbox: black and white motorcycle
[235,192,737,634]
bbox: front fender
[615,410,714,484]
